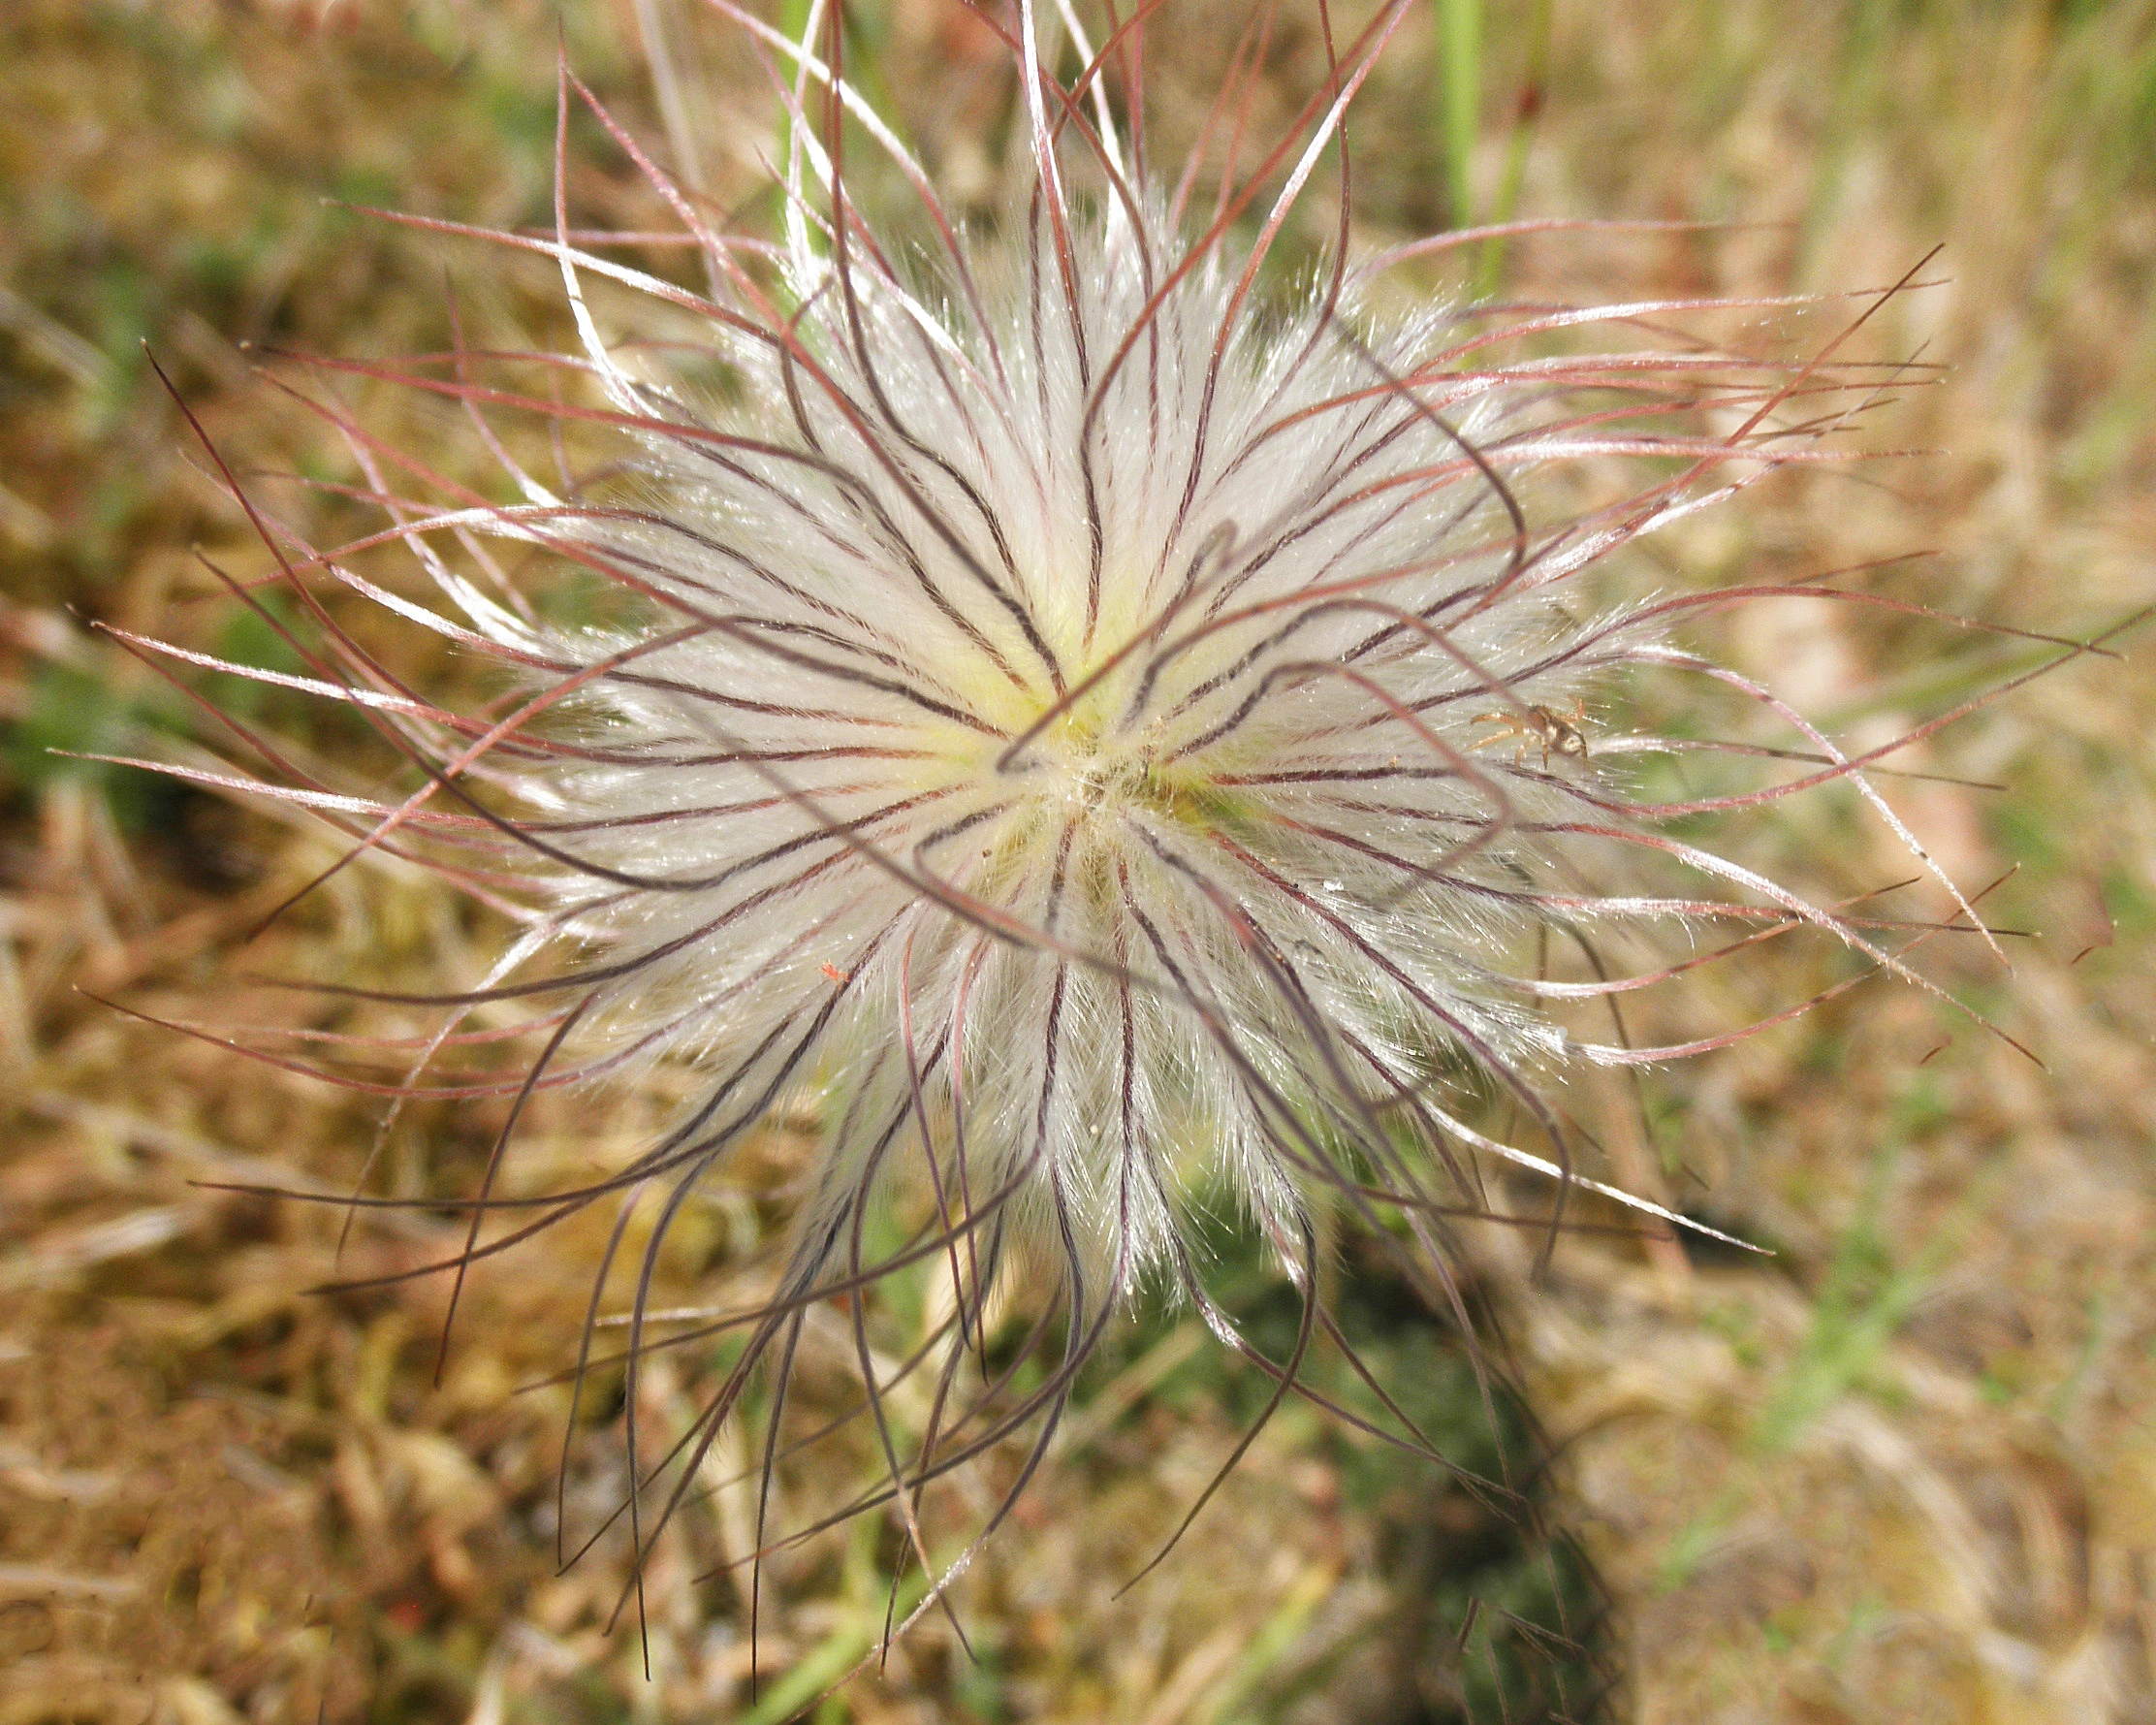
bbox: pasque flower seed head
[126,0,2069,1645]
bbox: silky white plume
[125,0,2051,1641]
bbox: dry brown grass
[3,2,2154,1721]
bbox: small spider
[1470,697,1591,769]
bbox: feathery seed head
[153,0,2048,1639]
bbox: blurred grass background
[3,1,2155,1720]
